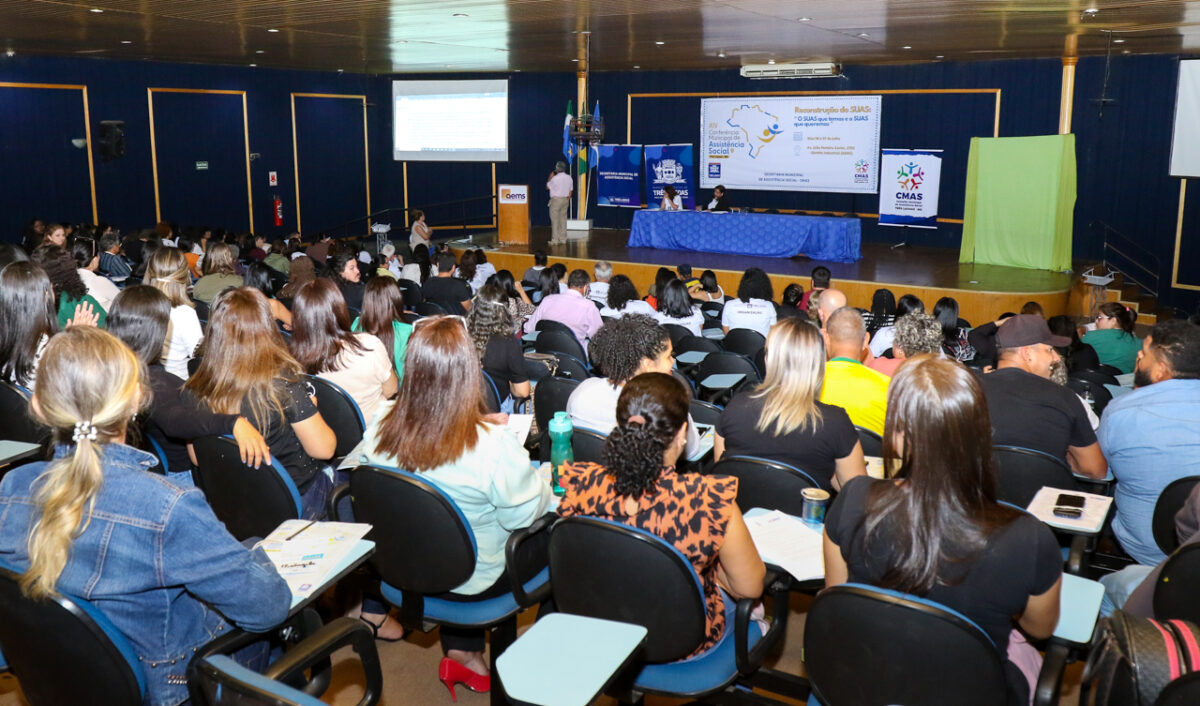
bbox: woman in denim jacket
[0,327,292,706]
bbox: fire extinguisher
[272,195,284,227]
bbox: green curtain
[960,134,1076,271]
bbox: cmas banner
[596,144,643,207]
[644,144,696,210]
[879,149,943,228]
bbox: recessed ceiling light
[89,8,103,13]
[249,63,257,67]
[255,50,265,54]
[798,16,812,21]
[571,58,579,62]
[1113,38,1126,43]
[1122,49,1131,54]
[120,40,132,44]
[935,55,944,59]
[902,45,912,49]
[633,65,640,69]
[452,12,468,17]
[267,28,280,33]
[1084,7,1099,13]
[5,49,14,57]
[767,59,776,65]
[655,41,665,45]
[857,33,870,38]
[718,51,726,58]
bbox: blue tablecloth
[627,210,861,263]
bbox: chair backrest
[533,377,581,434]
[709,455,819,516]
[0,381,48,445]
[1154,543,1200,624]
[191,436,302,541]
[721,328,766,358]
[855,425,883,457]
[535,319,576,337]
[674,335,722,356]
[348,465,477,594]
[480,369,503,414]
[700,301,724,320]
[395,279,423,309]
[570,428,608,464]
[696,351,761,383]
[1094,363,1124,378]
[804,584,1010,706]
[991,445,1077,507]
[549,517,707,663]
[688,399,723,427]
[192,655,326,706]
[1153,477,1200,555]
[415,300,448,317]
[535,328,587,363]
[399,311,422,325]
[550,352,591,381]
[662,323,692,347]
[1071,368,1119,388]
[192,298,210,321]
[0,563,145,706]
[1156,670,1200,706]
[306,375,365,461]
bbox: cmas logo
[652,159,684,184]
[895,161,924,201]
[853,159,870,182]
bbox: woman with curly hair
[467,284,529,408]
[598,274,655,318]
[566,314,700,457]
[32,244,107,328]
[557,372,765,655]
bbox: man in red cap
[978,314,1107,479]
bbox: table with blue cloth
[627,209,862,263]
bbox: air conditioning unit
[740,62,842,79]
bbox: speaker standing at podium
[547,161,573,244]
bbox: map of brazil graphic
[700,95,881,194]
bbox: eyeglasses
[1094,314,1111,322]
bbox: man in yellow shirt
[820,307,890,435]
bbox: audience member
[184,288,337,518]
[264,238,291,275]
[977,315,1106,478]
[489,269,535,335]
[1099,319,1200,566]
[533,266,559,304]
[306,233,333,264]
[558,372,765,656]
[861,288,897,335]
[522,250,548,284]
[245,235,268,262]
[869,294,924,357]
[778,284,807,321]
[244,261,293,330]
[0,326,291,706]
[468,284,530,409]
[422,252,473,315]
[1021,301,1045,318]
[278,255,316,301]
[353,277,412,380]
[412,244,433,283]
[1114,483,1200,618]
[1048,315,1100,372]
[457,250,479,293]
[869,312,942,377]
[71,237,120,313]
[0,243,29,272]
[697,270,725,302]
[291,279,396,425]
[824,355,1062,703]
[567,314,700,457]
[523,269,602,348]
[143,247,203,380]
[644,267,676,309]
[328,251,365,311]
[470,249,496,292]
[589,261,612,305]
[721,267,777,337]
[0,262,57,389]
[967,311,1018,370]
[599,274,656,318]
[655,279,704,334]
[32,244,107,328]
[1082,302,1142,373]
[97,230,132,280]
[934,296,975,362]
[177,235,201,278]
[820,307,889,435]
[715,318,865,491]
[800,265,831,311]
[193,242,242,304]
[816,288,847,328]
[41,223,66,248]
[353,317,553,694]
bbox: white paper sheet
[259,521,373,600]
[506,414,534,445]
[744,509,825,582]
[1026,487,1113,534]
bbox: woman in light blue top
[355,316,552,697]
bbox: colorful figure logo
[896,161,924,190]
[854,160,870,174]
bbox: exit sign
[196,161,209,170]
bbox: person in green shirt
[1082,302,1142,374]
[263,239,291,276]
[351,277,412,380]
[32,244,106,328]
[193,242,244,304]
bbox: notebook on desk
[258,521,373,604]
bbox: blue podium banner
[627,210,861,262]
[596,144,643,207]
[644,144,696,210]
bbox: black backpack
[1084,610,1200,706]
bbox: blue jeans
[1100,564,1155,616]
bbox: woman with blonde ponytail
[0,327,291,706]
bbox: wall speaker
[98,120,125,161]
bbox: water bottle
[548,412,573,497]
[1082,388,1096,411]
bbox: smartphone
[1053,493,1085,519]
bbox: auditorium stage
[447,226,1087,326]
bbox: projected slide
[700,95,881,194]
[392,79,508,162]
[1170,59,1200,178]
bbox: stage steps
[1103,273,1167,326]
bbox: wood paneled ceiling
[1,0,1198,74]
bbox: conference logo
[707,163,722,178]
[726,104,782,159]
[853,159,870,183]
[652,159,684,184]
[895,161,924,200]
[499,187,527,203]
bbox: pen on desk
[285,520,318,541]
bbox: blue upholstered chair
[191,435,303,542]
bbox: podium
[497,184,530,245]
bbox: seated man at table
[978,315,1106,480]
[820,307,889,435]
[1099,319,1200,566]
[523,268,603,350]
[697,185,731,212]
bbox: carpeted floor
[0,591,1085,705]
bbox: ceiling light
[767,59,776,65]
[452,13,468,17]
[655,41,665,45]
[798,16,812,21]
[718,51,726,58]
[857,33,870,38]
[89,8,104,13]
[902,45,912,49]
[267,28,280,33]
[249,63,257,67]
[633,65,640,69]
[571,58,579,62]
[1122,49,1131,54]
[4,50,14,58]
[255,50,264,54]
[120,40,132,44]
[1084,7,1099,13]
[1113,38,1126,43]
[935,55,945,59]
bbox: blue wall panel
[293,95,369,235]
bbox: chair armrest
[505,513,557,608]
[733,570,790,675]
[1033,641,1069,706]
[1067,535,1087,576]
[186,609,324,704]
[263,617,383,706]
[328,482,351,522]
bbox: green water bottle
[548,412,573,497]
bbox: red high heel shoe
[438,657,490,701]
